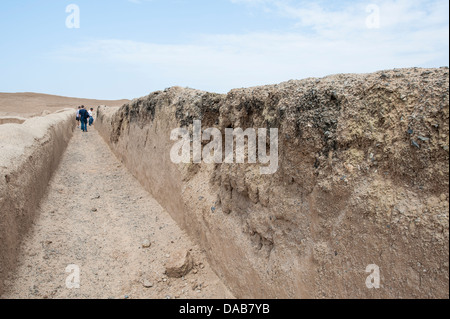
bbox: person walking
[76,106,81,128]
[88,108,94,126]
[78,105,90,132]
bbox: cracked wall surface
[96,68,449,298]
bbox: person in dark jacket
[78,105,90,132]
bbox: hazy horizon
[1,65,449,101]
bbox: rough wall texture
[0,116,26,125]
[97,68,449,299]
[0,110,75,295]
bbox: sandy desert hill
[0,92,129,117]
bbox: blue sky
[0,0,448,100]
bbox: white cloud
[127,0,152,4]
[232,0,449,34]
[54,35,447,92]
[53,0,448,94]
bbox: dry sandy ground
[1,124,233,299]
[0,93,129,117]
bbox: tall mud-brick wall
[0,110,75,295]
[97,68,449,299]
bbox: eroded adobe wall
[0,110,75,295]
[0,116,27,125]
[97,68,449,298]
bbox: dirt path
[2,125,233,299]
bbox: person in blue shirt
[78,105,90,132]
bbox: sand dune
[0,92,129,117]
